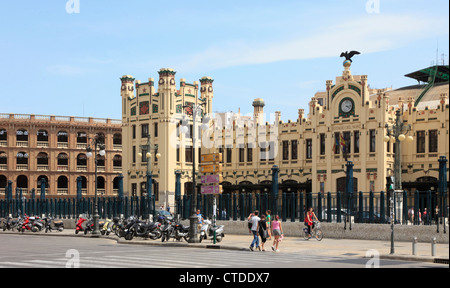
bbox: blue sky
[0,0,448,121]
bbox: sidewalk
[2,229,448,264]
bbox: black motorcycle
[43,216,64,233]
[2,216,19,231]
[174,222,190,242]
[128,219,162,240]
[121,216,138,240]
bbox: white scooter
[199,219,225,243]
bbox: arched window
[37,130,49,142]
[16,152,28,165]
[37,152,49,165]
[0,129,7,141]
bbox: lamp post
[86,136,106,236]
[138,135,160,220]
[181,102,207,243]
[384,109,413,253]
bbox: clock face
[341,99,353,113]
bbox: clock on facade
[340,99,353,113]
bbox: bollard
[412,237,417,255]
[431,237,436,256]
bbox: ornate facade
[0,114,122,198]
[122,62,449,209]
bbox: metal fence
[1,190,448,227]
[0,195,156,220]
[176,190,448,226]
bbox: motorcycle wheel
[199,234,203,243]
[124,233,134,241]
[75,230,79,234]
[183,235,190,242]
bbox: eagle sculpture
[340,51,361,62]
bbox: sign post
[200,153,223,244]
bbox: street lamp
[181,102,207,243]
[384,109,413,254]
[138,135,160,219]
[86,136,106,236]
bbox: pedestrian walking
[265,210,272,240]
[196,209,204,232]
[248,210,261,251]
[408,207,414,224]
[258,215,268,251]
[271,215,283,252]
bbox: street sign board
[201,174,223,184]
[201,185,223,194]
[201,153,222,163]
[199,164,222,173]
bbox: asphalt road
[0,234,446,269]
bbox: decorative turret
[157,68,177,114]
[200,76,214,114]
[120,75,135,99]
[252,98,265,125]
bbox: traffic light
[386,176,394,193]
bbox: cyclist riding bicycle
[305,207,319,238]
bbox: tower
[252,98,265,125]
[200,76,214,115]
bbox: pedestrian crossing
[0,247,345,268]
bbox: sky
[0,0,448,122]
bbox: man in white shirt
[248,210,261,251]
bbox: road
[0,234,446,269]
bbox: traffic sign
[201,185,223,194]
[201,153,222,163]
[201,174,223,184]
[199,164,222,173]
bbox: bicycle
[303,221,323,241]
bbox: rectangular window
[416,131,425,153]
[141,124,149,138]
[260,142,267,161]
[132,125,136,139]
[247,144,253,163]
[176,145,180,162]
[268,141,275,161]
[320,134,326,155]
[282,140,289,160]
[369,130,376,153]
[291,140,298,160]
[226,147,232,163]
[154,123,158,138]
[429,130,438,153]
[239,147,245,163]
[334,132,340,154]
[343,131,351,154]
[132,146,136,163]
[306,139,312,159]
[185,146,192,163]
[354,131,359,153]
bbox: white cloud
[176,13,448,72]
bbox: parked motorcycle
[2,216,19,231]
[43,216,64,233]
[174,222,190,242]
[199,219,224,243]
[100,218,113,236]
[31,216,44,232]
[121,216,138,240]
[125,218,162,240]
[75,216,87,234]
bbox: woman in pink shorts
[271,215,283,252]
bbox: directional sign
[201,185,223,194]
[201,153,222,163]
[201,174,223,184]
[199,164,222,173]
